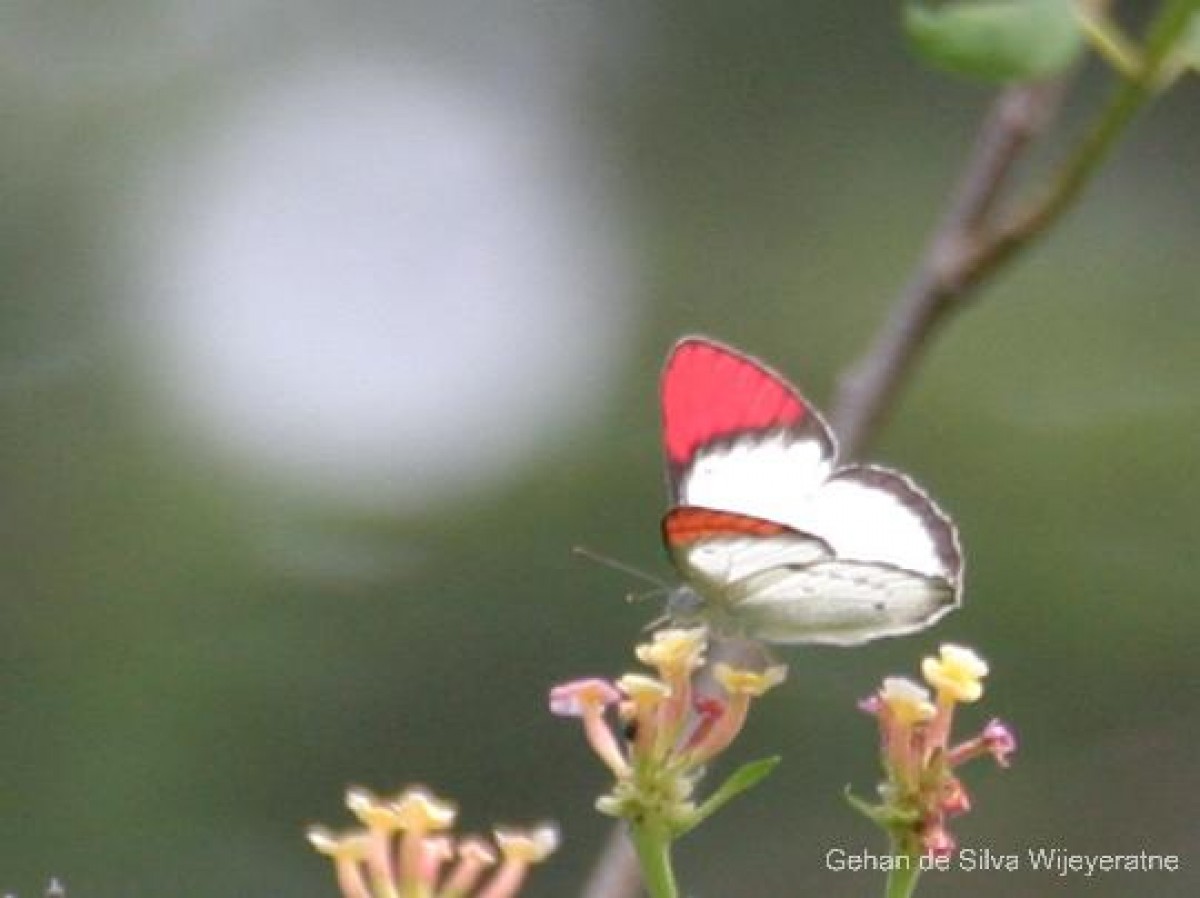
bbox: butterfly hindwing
[780,464,962,584]
[663,506,833,590]
[729,560,957,645]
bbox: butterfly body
[659,337,962,646]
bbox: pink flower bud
[923,825,957,858]
[940,777,971,816]
[982,719,1017,767]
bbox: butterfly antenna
[571,545,669,589]
[625,586,669,605]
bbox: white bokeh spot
[127,58,632,508]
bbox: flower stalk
[852,645,1017,898]
[551,629,785,898]
[308,785,557,898]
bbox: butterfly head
[664,584,705,624]
[663,582,744,636]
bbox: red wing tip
[661,336,809,468]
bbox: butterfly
[660,337,962,645]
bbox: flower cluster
[307,785,558,898]
[549,628,785,835]
[856,644,1017,857]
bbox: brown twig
[580,823,640,898]
[830,79,1068,458]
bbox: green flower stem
[976,0,1200,276]
[1043,0,1195,197]
[884,836,921,898]
[1075,3,1143,78]
[628,820,679,898]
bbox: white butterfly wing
[663,506,836,635]
[675,431,835,527]
[784,465,962,583]
[727,560,957,645]
[663,507,833,586]
[677,452,961,588]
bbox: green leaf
[844,785,886,823]
[843,785,921,828]
[679,756,780,836]
[904,0,1085,82]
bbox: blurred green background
[1,2,1197,896]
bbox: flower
[922,644,988,704]
[682,663,786,764]
[493,824,560,865]
[307,827,373,898]
[441,837,497,895]
[949,718,1019,769]
[308,784,556,898]
[548,678,628,777]
[878,677,936,726]
[855,644,1015,859]
[615,673,671,755]
[712,663,787,698]
[634,627,707,679]
[550,629,785,836]
[981,719,1018,766]
[391,786,457,832]
[479,825,562,898]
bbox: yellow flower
[681,662,786,765]
[922,644,989,704]
[616,673,671,703]
[345,787,404,832]
[311,785,554,898]
[712,663,787,698]
[306,826,373,898]
[634,628,707,679]
[392,786,457,832]
[615,673,671,754]
[306,825,371,860]
[878,677,937,725]
[493,823,561,864]
[475,825,560,898]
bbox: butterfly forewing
[661,338,835,507]
[674,433,836,532]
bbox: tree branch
[831,0,1199,458]
[830,79,1066,458]
[581,823,640,898]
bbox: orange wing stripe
[664,507,788,546]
